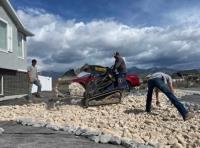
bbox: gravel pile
[0,83,199,148]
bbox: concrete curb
[16,118,154,148]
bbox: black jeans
[114,72,127,88]
[146,78,188,120]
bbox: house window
[0,76,3,96]
[0,19,7,51]
[17,32,24,58]
[0,18,13,52]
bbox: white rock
[87,108,97,112]
[193,139,200,147]
[144,119,155,125]
[171,142,184,148]
[110,136,121,145]
[155,143,166,148]
[0,127,4,134]
[81,129,101,137]
[88,135,100,143]
[176,135,186,146]
[99,134,112,143]
[0,89,198,147]
[167,136,178,145]
[122,128,132,138]
[46,123,60,131]
[101,110,108,116]
[16,118,34,126]
[121,138,138,148]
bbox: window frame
[7,24,13,53]
[17,31,25,59]
[0,75,3,96]
[0,17,8,53]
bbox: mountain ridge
[41,67,200,79]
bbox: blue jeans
[28,80,42,99]
[115,72,127,89]
[146,78,188,120]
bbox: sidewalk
[177,89,200,105]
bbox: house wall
[0,68,28,96]
[0,2,27,71]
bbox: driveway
[0,121,124,148]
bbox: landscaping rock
[110,136,121,145]
[46,123,60,131]
[16,118,34,126]
[100,134,112,143]
[0,127,4,134]
[75,127,87,136]
[1,88,199,147]
[88,135,100,143]
[81,129,101,137]
[121,138,138,148]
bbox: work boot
[184,112,195,121]
[25,95,33,103]
[35,93,42,98]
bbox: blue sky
[10,0,200,71]
[11,0,200,26]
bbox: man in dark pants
[113,52,127,88]
[146,72,194,121]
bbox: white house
[0,0,33,100]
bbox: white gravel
[0,83,200,148]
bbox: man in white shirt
[27,59,42,100]
[146,72,194,121]
[154,72,184,106]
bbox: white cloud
[17,8,200,72]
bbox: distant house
[0,0,33,100]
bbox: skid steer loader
[54,64,128,107]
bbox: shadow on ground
[0,92,84,110]
[124,108,144,114]
[124,108,160,116]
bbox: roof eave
[2,0,34,37]
[19,28,34,36]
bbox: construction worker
[27,59,42,101]
[145,72,194,121]
[113,52,127,88]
